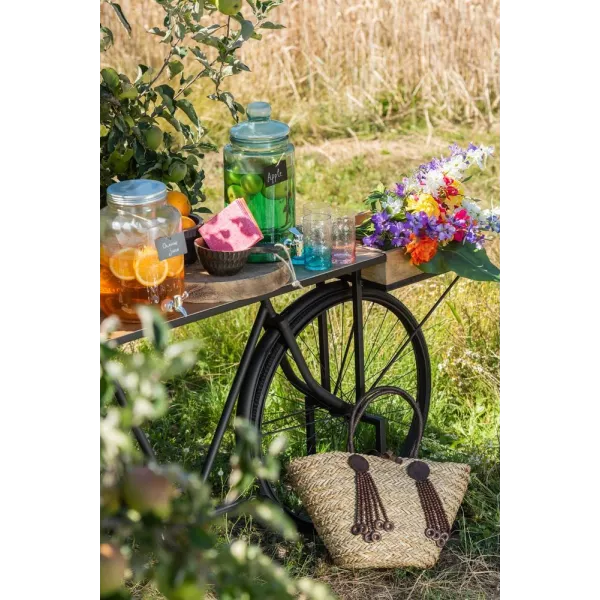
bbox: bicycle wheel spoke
[261,413,340,437]
[363,308,391,369]
[333,326,354,396]
[365,323,407,374]
[364,350,415,387]
[261,404,309,425]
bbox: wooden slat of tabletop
[104,248,386,345]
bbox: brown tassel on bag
[348,454,394,543]
[407,460,451,547]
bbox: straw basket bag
[286,386,470,569]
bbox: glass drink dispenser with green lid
[223,102,295,262]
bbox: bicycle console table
[104,247,457,520]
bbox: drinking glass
[302,213,332,271]
[332,215,356,265]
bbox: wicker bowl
[194,238,251,276]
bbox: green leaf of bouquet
[177,99,200,127]
[417,242,500,282]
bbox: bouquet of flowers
[358,144,500,282]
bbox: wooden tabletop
[104,247,387,345]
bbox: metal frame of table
[106,249,457,515]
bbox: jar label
[264,161,288,187]
[155,232,188,261]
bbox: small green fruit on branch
[216,0,243,16]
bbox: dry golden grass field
[101,0,499,139]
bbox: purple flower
[394,182,405,196]
[372,211,390,225]
[372,211,391,235]
[448,143,464,156]
[388,221,402,236]
[484,215,500,234]
[433,222,456,242]
[362,232,386,249]
[362,234,377,247]
[463,222,485,249]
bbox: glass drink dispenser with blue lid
[223,102,296,262]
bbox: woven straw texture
[287,452,470,569]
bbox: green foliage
[100,0,287,208]
[417,242,500,282]
[100,309,334,600]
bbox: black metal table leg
[114,384,156,462]
[200,303,269,482]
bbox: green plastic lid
[229,102,289,145]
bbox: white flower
[461,199,482,219]
[465,145,493,170]
[423,169,445,196]
[382,196,404,215]
[444,155,467,179]
[480,206,500,219]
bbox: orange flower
[406,236,438,265]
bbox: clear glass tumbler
[332,215,356,265]
[302,213,332,271]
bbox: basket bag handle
[345,386,453,547]
[346,386,424,458]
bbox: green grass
[130,126,500,599]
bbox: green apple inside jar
[223,102,295,262]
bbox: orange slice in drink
[109,247,138,281]
[166,254,184,276]
[134,246,169,287]
[181,216,196,230]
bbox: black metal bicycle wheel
[237,281,431,528]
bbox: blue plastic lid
[229,102,289,145]
[107,179,167,206]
